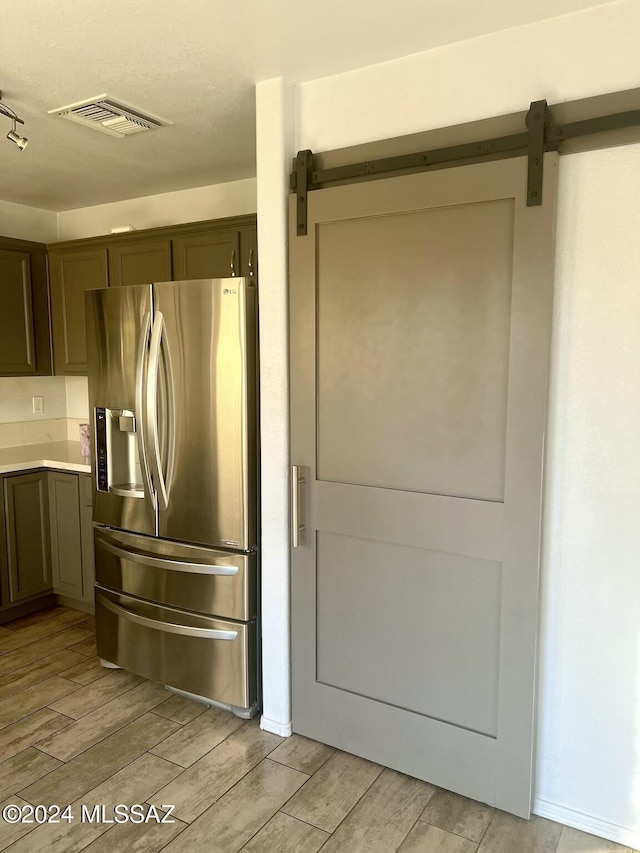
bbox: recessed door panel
[316,531,501,736]
[317,200,513,501]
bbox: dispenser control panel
[95,407,108,491]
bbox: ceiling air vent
[48,95,171,138]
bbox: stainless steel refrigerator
[86,278,258,718]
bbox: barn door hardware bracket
[525,100,552,207]
[290,96,640,231]
[292,149,313,236]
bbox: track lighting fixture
[0,92,29,151]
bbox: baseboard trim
[55,595,95,615]
[260,715,292,737]
[534,797,640,848]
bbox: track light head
[0,93,29,150]
[7,124,28,151]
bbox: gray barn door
[289,154,558,818]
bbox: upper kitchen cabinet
[49,247,109,375]
[172,230,240,280]
[0,238,51,376]
[44,216,257,375]
[109,239,172,287]
[239,225,258,281]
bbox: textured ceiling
[0,0,613,210]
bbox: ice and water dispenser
[94,407,144,498]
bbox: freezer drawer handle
[98,538,240,576]
[99,595,238,640]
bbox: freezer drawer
[96,587,257,711]
[94,526,256,621]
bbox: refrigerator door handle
[147,311,170,510]
[99,595,239,640]
[160,317,176,501]
[135,311,155,507]
[97,537,240,576]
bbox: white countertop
[0,442,92,475]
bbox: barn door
[289,154,557,817]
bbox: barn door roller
[292,95,640,235]
[525,99,550,206]
[294,149,313,237]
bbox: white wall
[0,375,69,447]
[65,377,89,420]
[0,199,57,243]
[57,177,257,240]
[257,0,640,844]
[537,143,640,846]
[0,376,67,422]
[0,376,89,449]
[299,0,640,153]
[255,79,298,737]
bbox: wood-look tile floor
[0,606,635,853]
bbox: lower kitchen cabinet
[0,469,95,620]
[79,474,96,607]
[48,471,95,606]
[3,472,52,603]
[48,472,84,600]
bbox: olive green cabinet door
[0,497,7,610]
[0,249,37,375]
[49,248,109,375]
[4,472,52,602]
[109,239,172,286]
[172,230,239,280]
[239,226,258,280]
[79,473,95,604]
[48,471,84,600]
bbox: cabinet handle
[248,249,255,277]
[230,249,236,277]
[292,465,306,548]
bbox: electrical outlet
[32,396,44,415]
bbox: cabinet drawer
[96,588,256,711]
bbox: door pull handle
[292,465,306,548]
[230,249,236,277]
